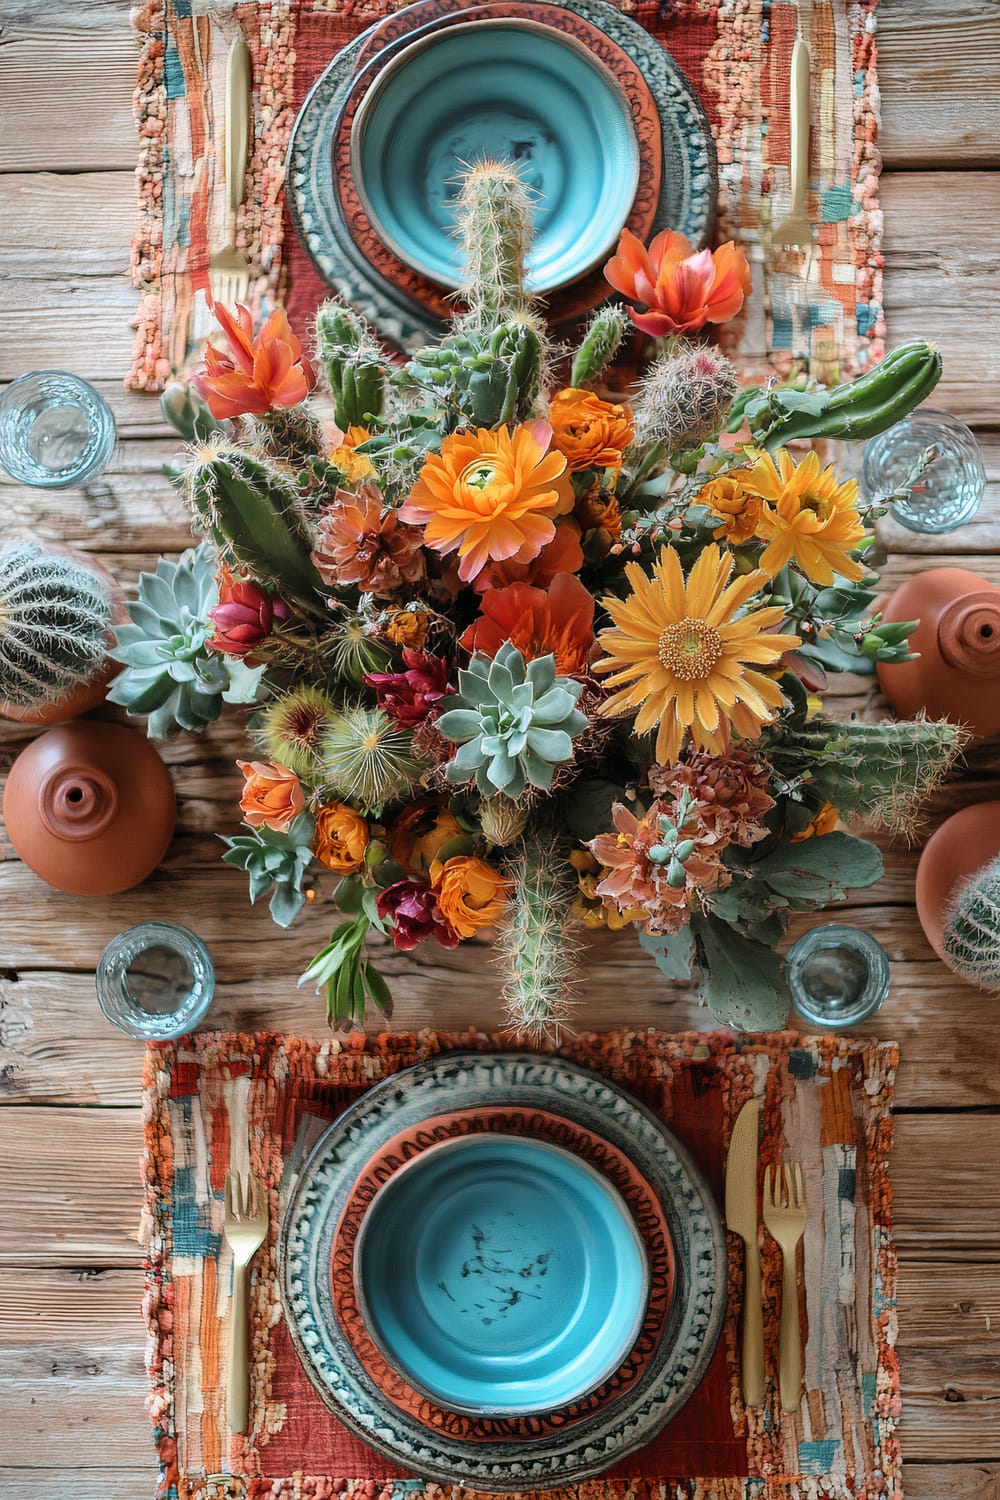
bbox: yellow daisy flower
[743,448,866,585]
[594,544,800,764]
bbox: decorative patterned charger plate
[280,1052,727,1489]
[328,1102,677,1441]
[286,0,717,349]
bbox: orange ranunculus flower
[471,518,584,594]
[699,472,764,545]
[329,424,375,483]
[237,759,305,833]
[399,422,574,585]
[548,388,635,473]
[790,803,840,842]
[313,802,370,873]
[383,608,431,650]
[193,304,314,419]
[459,572,596,676]
[604,228,751,339]
[574,483,623,539]
[430,855,510,938]
[390,799,464,871]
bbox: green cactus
[943,853,1000,991]
[454,160,535,332]
[107,544,237,738]
[222,811,316,928]
[395,318,542,432]
[437,643,588,799]
[632,341,741,451]
[244,402,327,470]
[570,305,629,388]
[159,382,226,444]
[0,542,112,711]
[496,831,579,1037]
[183,440,327,614]
[315,300,388,432]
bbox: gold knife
[725,1097,764,1406]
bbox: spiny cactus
[315,301,388,432]
[244,402,328,470]
[0,542,112,711]
[943,853,1000,991]
[479,792,531,848]
[160,382,226,444]
[632,340,741,451]
[321,704,422,815]
[454,160,536,332]
[183,440,327,614]
[497,831,580,1038]
[570,305,629,389]
[395,318,542,432]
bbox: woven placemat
[127,0,883,391]
[140,1026,900,1499]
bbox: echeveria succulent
[437,641,587,799]
[221,811,315,928]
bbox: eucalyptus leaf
[692,914,792,1032]
[639,924,695,981]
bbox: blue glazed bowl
[353,1133,649,1416]
[350,18,640,291]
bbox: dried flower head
[312,483,426,597]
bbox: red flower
[365,650,451,728]
[192,303,315,419]
[459,573,595,675]
[207,570,287,657]
[604,228,751,338]
[376,876,460,951]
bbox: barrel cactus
[943,854,1000,991]
[0,542,112,712]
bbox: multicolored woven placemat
[127,0,883,391]
[140,1027,900,1500]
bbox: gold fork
[222,1169,268,1433]
[762,1162,808,1412]
[208,30,254,312]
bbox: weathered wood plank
[892,1116,1000,1262]
[903,1467,1000,1500]
[896,1264,1000,1346]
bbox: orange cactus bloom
[237,760,305,833]
[604,228,751,339]
[193,303,314,419]
[430,854,510,938]
[399,423,574,585]
[459,573,596,676]
[471,519,584,594]
[313,802,370,873]
[548,387,635,473]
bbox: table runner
[140,1027,901,1499]
[128,0,883,392]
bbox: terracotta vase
[915,801,1000,963]
[2,721,176,896]
[0,550,126,726]
[877,567,1000,737]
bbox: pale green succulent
[437,642,587,799]
[221,812,315,928]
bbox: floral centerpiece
[110,162,963,1033]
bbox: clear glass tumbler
[0,370,117,488]
[862,407,985,534]
[786,923,890,1030]
[96,922,215,1041]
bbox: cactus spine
[632,341,741,451]
[497,832,580,1038]
[315,301,388,432]
[183,440,327,614]
[943,854,1000,991]
[245,403,328,470]
[570,305,629,389]
[454,160,536,332]
[0,543,112,710]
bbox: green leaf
[692,914,791,1032]
[364,962,394,1018]
[639,924,695,981]
[269,881,306,929]
[335,876,365,916]
[751,831,884,905]
[559,779,629,843]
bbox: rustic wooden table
[1,2,999,1495]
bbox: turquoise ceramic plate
[280,1053,726,1489]
[353,1134,649,1415]
[349,19,640,292]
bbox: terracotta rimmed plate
[328,1103,675,1441]
[286,0,717,349]
[280,1052,726,1490]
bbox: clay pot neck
[36,762,119,842]
[937,591,1000,678]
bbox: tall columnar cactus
[943,854,1000,991]
[570,305,629,389]
[632,341,742,451]
[315,301,388,433]
[0,542,112,711]
[497,831,580,1037]
[454,160,536,332]
[183,440,327,614]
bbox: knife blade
[725,1096,764,1406]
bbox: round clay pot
[877,567,1000,738]
[915,801,1000,963]
[0,549,126,726]
[2,720,176,896]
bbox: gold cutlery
[223,1169,268,1433]
[725,1097,764,1407]
[773,3,813,256]
[762,1161,808,1412]
[208,31,254,311]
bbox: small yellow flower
[569,850,642,929]
[743,448,866,585]
[329,424,375,483]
